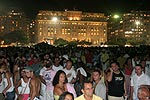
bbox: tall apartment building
[108,11,150,45]
[35,10,107,45]
[0,8,29,36]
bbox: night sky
[0,0,149,19]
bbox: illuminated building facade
[0,8,29,35]
[35,10,107,45]
[123,11,150,45]
[108,11,150,45]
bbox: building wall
[35,10,107,45]
[0,9,29,34]
[107,11,150,45]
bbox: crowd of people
[0,44,150,100]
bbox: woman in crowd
[15,68,30,100]
[53,70,76,100]
[124,57,133,98]
[59,92,74,100]
[0,62,15,100]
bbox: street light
[113,14,120,19]
[52,17,58,22]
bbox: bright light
[135,20,140,25]
[113,15,119,19]
[52,17,58,22]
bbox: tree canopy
[1,30,28,44]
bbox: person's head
[20,68,26,78]
[54,57,61,66]
[32,55,39,63]
[0,62,9,73]
[110,61,120,72]
[53,70,68,86]
[65,60,73,70]
[43,53,50,60]
[24,66,34,78]
[140,60,146,68]
[58,92,74,100]
[81,80,93,98]
[125,57,132,65]
[45,60,53,69]
[138,85,150,100]
[135,64,143,76]
[92,70,101,82]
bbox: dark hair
[52,70,68,86]
[45,60,53,68]
[135,64,142,68]
[58,92,74,100]
[110,61,120,68]
[93,69,101,75]
[81,80,92,89]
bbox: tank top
[4,77,14,92]
[0,74,4,93]
[108,71,125,97]
[20,78,30,94]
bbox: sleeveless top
[0,74,4,93]
[108,71,125,97]
[20,78,30,94]
[4,76,14,92]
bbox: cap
[124,54,130,58]
[62,55,69,60]
[24,66,34,72]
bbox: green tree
[2,30,28,44]
[68,40,79,47]
[79,40,92,46]
[54,38,68,47]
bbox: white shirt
[0,74,4,93]
[94,80,106,100]
[63,67,76,83]
[4,77,14,92]
[20,78,30,94]
[131,73,150,99]
[52,65,63,72]
[39,67,47,76]
[146,61,150,77]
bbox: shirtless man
[25,66,41,100]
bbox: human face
[44,54,49,60]
[141,61,146,68]
[66,61,72,70]
[93,72,100,81]
[111,63,119,72]
[138,87,150,100]
[59,73,66,83]
[21,70,26,77]
[82,83,93,97]
[54,58,60,65]
[25,71,32,78]
[64,94,73,100]
[0,69,5,73]
[135,66,142,76]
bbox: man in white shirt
[130,64,150,100]
[91,70,106,100]
[52,57,63,72]
[63,60,76,84]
